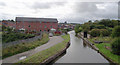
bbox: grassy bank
[3,33,49,59]
[18,34,70,63]
[88,37,120,64]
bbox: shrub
[111,37,120,55]
[96,25,106,29]
[100,29,110,36]
[90,29,100,37]
[2,33,49,59]
[112,26,120,38]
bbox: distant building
[2,20,16,29]
[16,17,58,32]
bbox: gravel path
[2,36,64,63]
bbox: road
[2,36,64,63]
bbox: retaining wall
[41,41,70,65]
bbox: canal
[53,31,109,64]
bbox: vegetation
[2,26,35,43]
[18,34,70,63]
[74,24,82,35]
[76,19,120,64]
[95,43,120,64]
[2,33,49,59]
[90,29,100,37]
[111,26,120,55]
[111,37,120,55]
[111,26,120,38]
[88,37,120,64]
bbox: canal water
[53,31,109,64]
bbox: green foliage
[100,29,110,36]
[2,26,35,43]
[88,37,120,64]
[90,29,110,37]
[2,33,35,43]
[90,29,100,37]
[111,37,120,55]
[74,24,82,33]
[95,25,106,29]
[112,26,120,38]
[18,34,70,63]
[2,33,49,59]
[99,19,118,28]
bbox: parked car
[49,33,53,37]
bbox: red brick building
[2,20,16,29]
[16,17,58,32]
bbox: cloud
[0,0,118,23]
[31,2,67,9]
[0,2,6,6]
[74,2,98,13]
[72,2,118,22]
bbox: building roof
[16,17,58,22]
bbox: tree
[90,29,100,37]
[112,26,120,38]
[96,25,106,29]
[74,24,82,35]
[111,37,120,55]
[100,29,110,36]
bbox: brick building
[16,17,58,32]
[2,20,16,29]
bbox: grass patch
[88,37,120,64]
[3,33,49,59]
[18,34,70,63]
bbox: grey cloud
[31,2,66,9]
[74,2,98,13]
[0,2,6,6]
[73,2,118,22]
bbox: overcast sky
[0,0,119,23]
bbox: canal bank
[53,31,109,64]
[77,32,118,65]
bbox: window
[28,25,31,27]
[40,21,41,23]
[40,30,41,31]
[44,26,47,28]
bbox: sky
[0,0,119,23]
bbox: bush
[2,33,49,59]
[90,29,100,37]
[74,24,81,34]
[111,37,120,55]
[100,29,110,36]
[96,25,106,29]
[112,26,120,38]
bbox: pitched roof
[16,17,58,22]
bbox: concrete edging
[41,41,70,65]
[77,33,117,65]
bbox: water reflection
[83,41,87,48]
[52,31,110,64]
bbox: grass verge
[3,33,49,59]
[88,37,120,64]
[18,34,70,63]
